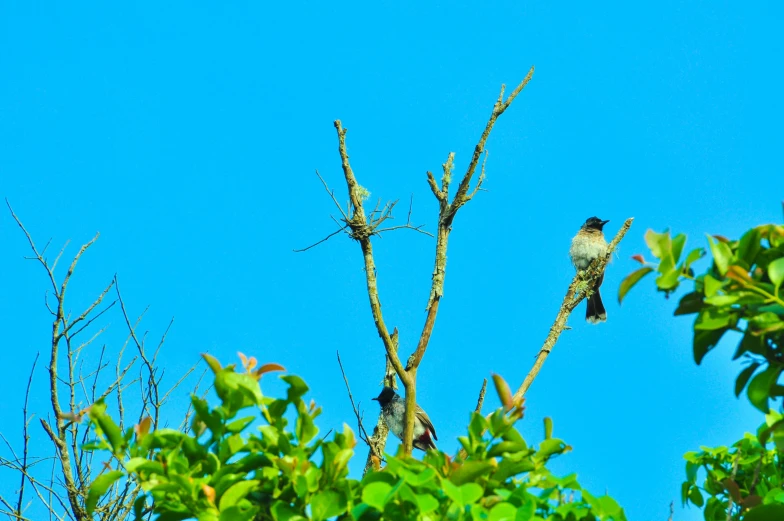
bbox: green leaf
[543,417,553,440]
[671,233,687,263]
[88,401,126,455]
[133,495,145,521]
[734,331,767,359]
[442,479,463,506]
[202,353,223,374]
[769,257,784,288]
[688,485,704,507]
[218,480,259,510]
[685,461,699,484]
[743,504,784,521]
[706,235,732,276]
[362,482,393,511]
[645,229,672,259]
[618,267,654,304]
[271,502,306,521]
[219,504,258,521]
[694,309,732,331]
[282,375,309,401]
[736,362,762,397]
[450,461,495,485]
[487,441,526,458]
[414,493,439,514]
[226,416,254,434]
[459,483,483,504]
[516,499,535,521]
[675,292,704,316]
[703,275,723,297]
[536,439,567,459]
[295,402,318,444]
[596,495,623,515]
[737,227,762,265]
[656,268,681,291]
[693,328,727,365]
[310,490,347,521]
[703,294,739,306]
[469,412,488,439]
[492,373,514,411]
[682,247,706,274]
[488,502,517,521]
[748,365,782,413]
[86,470,125,514]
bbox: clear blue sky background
[1,2,782,520]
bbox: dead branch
[316,67,535,457]
[336,351,375,451]
[457,379,488,460]
[4,203,196,521]
[14,353,40,519]
[512,217,634,402]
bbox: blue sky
[1,1,782,520]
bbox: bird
[569,216,610,324]
[372,386,437,451]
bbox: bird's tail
[586,287,607,324]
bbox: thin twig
[726,452,741,521]
[16,353,40,518]
[512,217,634,402]
[456,379,488,460]
[293,226,349,252]
[324,68,535,456]
[315,169,350,222]
[336,351,374,449]
[473,379,488,414]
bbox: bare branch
[336,351,375,449]
[293,226,349,252]
[64,280,115,335]
[457,378,488,460]
[322,70,535,456]
[16,353,40,518]
[332,120,407,385]
[473,379,488,414]
[512,217,634,401]
[445,66,534,226]
[315,169,349,222]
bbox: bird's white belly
[569,235,607,269]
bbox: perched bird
[569,216,610,324]
[372,387,438,451]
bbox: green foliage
[620,218,784,520]
[85,355,626,521]
[619,224,784,411]
[682,412,784,520]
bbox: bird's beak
[371,397,379,401]
[601,219,610,226]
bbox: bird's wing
[415,405,437,440]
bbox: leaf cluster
[682,412,784,521]
[85,356,626,521]
[620,225,784,412]
[619,219,784,520]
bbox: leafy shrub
[620,219,784,520]
[85,354,626,520]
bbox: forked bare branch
[312,67,535,457]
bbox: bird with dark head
[569,216,610,324]
[372,386,437,451]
